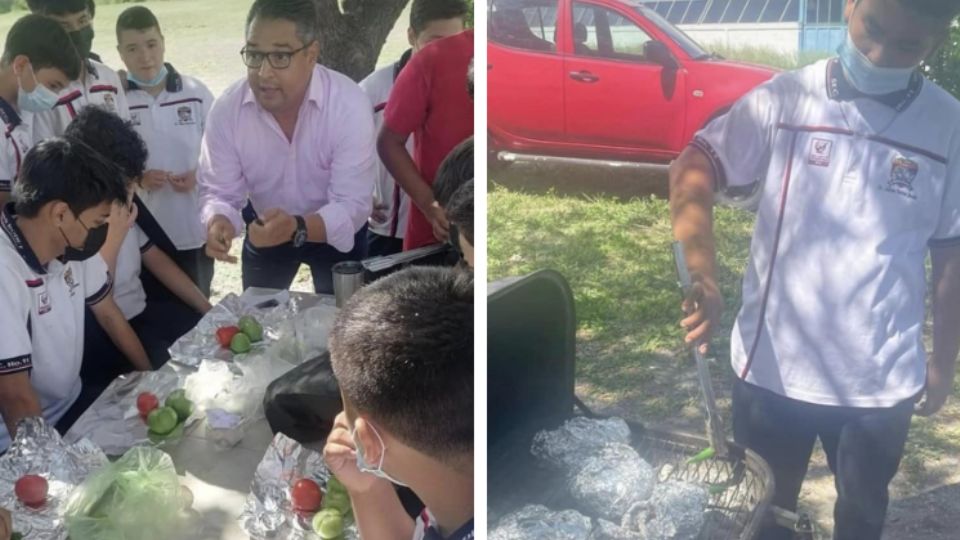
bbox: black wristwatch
[292,215,307,248]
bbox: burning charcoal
[568,443,655,521]
[622,480,709,540]
[531,417,631,469]
[490,504,593,540]
[591,519,645,540]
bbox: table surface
[72,288,335,540]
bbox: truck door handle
[569,70,599,83]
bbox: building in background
[640,0,846,56]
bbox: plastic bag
[62,447,185,540]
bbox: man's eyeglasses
[241,42,312,69]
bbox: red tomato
[291,479,323,512]
[216,326,241,348]
[15,475,48,508]
[137,392,159,416]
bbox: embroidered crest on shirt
[176,106,195,125]
[37,290,51,315]
[808,138,833,167]
[64,267,79,296]
[103,93,116,113]
[882,156,919,200]
[130,112,141,126]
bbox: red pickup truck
[488,0,778,166]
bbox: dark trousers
[262,353,425,520]
[241,225,368,294]
[81,299,201,389]
[366,230,404,258]
[732,379,914,540]
[140,247,215,302]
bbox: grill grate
[488,420,774,540]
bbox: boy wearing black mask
[26,0,130,141]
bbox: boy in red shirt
[378,29,473,251]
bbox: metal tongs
[672,241,729,460]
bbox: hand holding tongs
[672,241,729,459]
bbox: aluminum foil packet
[63,370,194,456]
[490,505,593,540]
[169,291,337,367]
[0,418,108,540]
[568,443,655,522]
[531,417,631,470]
[591,519,645,540]
[623,480,709,540]
[240,433,358,540]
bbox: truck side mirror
[645,40,679,70]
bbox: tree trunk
[314,0,411,82]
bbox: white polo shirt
[31,59,130,143]
[0,204,113,450]
[412,509,474,540]
[360,51,413,240]
[128,65,214,251]
[693,58,960,407]
[0,98,32,196]
[113,224,152,320]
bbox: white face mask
[837,33,917,95]
[16,64,60,113]
[351,423,408,487]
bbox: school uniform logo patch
[882,156,919,200]
[808,138,833,167]
[103,93,116,113]
[37,290,51,315]
[176,106,195,125]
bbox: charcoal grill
[488,270,775,539]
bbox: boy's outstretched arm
[323,412,415,540]
[917,244,960,416]
[669,146,723,354]
[141,247,212,314]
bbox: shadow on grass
[488,183,754,430]
[884,483,960,540]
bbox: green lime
[165,390,194,421]
[238,315,263,342]
[230,332,252,354]
[147,406,178,435]
[312,509,344,539]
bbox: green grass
[707,44,831,70]
[488,183,755,422]
[0,0,414,97]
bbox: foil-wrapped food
[623,480,709,540]
[239,432,358,540]
[531,417,631,470]
[490,504,594,540]
[568,443,655,522]
[168,292,337,367]
[0,418,108,540]
[591,519,645,540]
[62,370,193,457]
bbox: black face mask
[60,213,108,262]
[69,25,95,60]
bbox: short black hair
[14,138,127,218]
[447,179,473,245]
[330,266,474,465]
[246,0,318,46]
[116,5,162,40]
[64,106,148,181]
[26,0,94,17]
[410,0,469,35]
[433,137,474,208]
[1,14,81,80]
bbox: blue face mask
[351,423,408,487]
[837,33,916,95]
[16,67,60,113]
[128,64,169,88]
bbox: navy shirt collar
[0,97,22,129]
[826,57,923,112]
[423,518,474,540]
[1,203,46,275]
[127,63,183,93]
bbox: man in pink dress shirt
[198,0,375,293]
